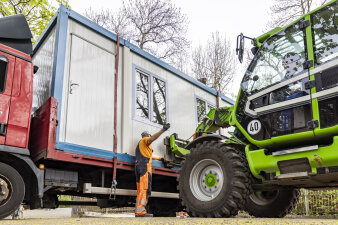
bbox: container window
[0,55,8,94]
[136,71,150,119]
[196,98,206,123]
[152,77,166,125]
[311,1,338,66]
[196,97,215,123]
[134,68,168,125]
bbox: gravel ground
[1,209,337,225]
[1,217,338,225]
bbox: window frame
[0,54,9,94]
[195,95,216,125]
[132,65,169,128]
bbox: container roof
[0,14,33,55]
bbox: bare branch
[268,0,329,28]
[84,0,190,69]
[191,32,235,94]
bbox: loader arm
[167,106,246,158]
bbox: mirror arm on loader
[236,33,257,63]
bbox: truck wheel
[0,162,25,219]
[178,141,250,217]
[244,189,299,218]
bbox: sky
[68,0,274,99]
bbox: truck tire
[178,141,250,217]
[0,162,25,219]
[244,189,300,218]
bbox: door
[237,20,314,146]
[0,52,15,145]
[65,35,115,151]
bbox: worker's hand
[162,123,170,131]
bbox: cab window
[0,55,8,94]
[312,1,338,66]
[242,22,306,95]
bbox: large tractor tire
[0,162,25,219]
[244,189,300,218]
[178,141,250,217]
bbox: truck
[0,0,337,219]
[0,4,233,219]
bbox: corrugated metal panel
[32,27,56,113]
[64,35,115,151]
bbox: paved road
[1,217,338,225]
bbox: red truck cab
[0,14,43,219]
[0,43,33,149]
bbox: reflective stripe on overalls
[135,142,152,216]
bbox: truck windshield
[241,22,306,95]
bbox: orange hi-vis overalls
[135,137,152,216]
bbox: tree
[84,0,190,68]
[0,0,70,42]
[268,0,329,28]
[191,32,235,94]
[84,7,130,37]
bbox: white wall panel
[116,45,123,154]
[121,47,133,154]
[32,27,56,113]
[68,20,114,54]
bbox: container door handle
[70,80,79,94]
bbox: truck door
[238,20,314,146]
[309,2,338,135]
[0,52,15,145]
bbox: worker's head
[282,52,302,76]
[141,131,151,138]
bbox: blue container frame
[32,5,235,168]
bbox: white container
[32,5,234,167]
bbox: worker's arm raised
[147,123,170,145]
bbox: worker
[135,123,170,217]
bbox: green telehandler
[165,0,338,218]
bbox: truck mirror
[236,33,244,63]
[251,46,259,55]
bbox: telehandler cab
[166,0,338,218]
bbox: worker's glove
[162,123,170,131]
